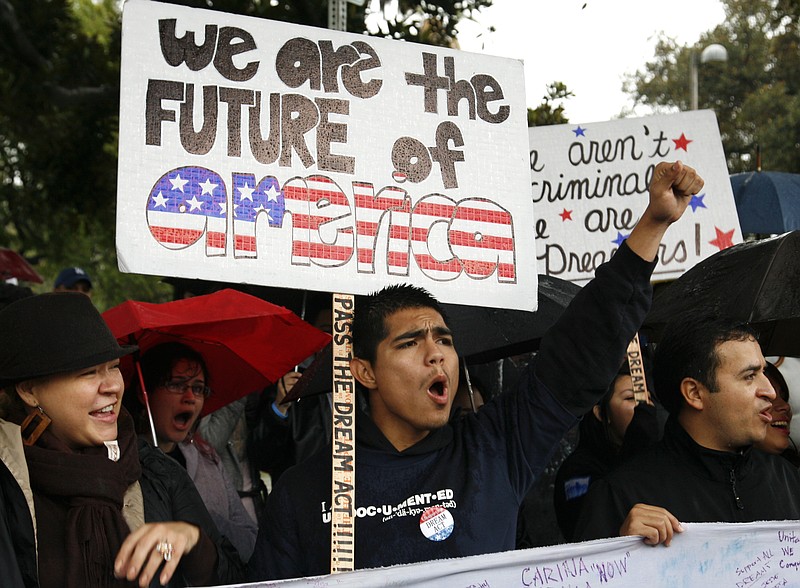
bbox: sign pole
[626,333,651,404]
[328,0,348,32]
[328,4,358,573]
[330,293,356,573]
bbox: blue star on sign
[612,232,629,246]
[689,193,707,212]
[572,126,586,137]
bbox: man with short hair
[575,313,800,546]
[53,266,93,297]
[250,161,704,579]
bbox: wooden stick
[626,332,651,404]
[330,293,356,573]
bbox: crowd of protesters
[1,160,799,586]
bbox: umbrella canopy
[442,274,583,364]
[285,275,583,400]
[0,249,43,283]
[103,288,331,415]
[730,171,800,234]
[644,231,800,356]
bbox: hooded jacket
[575,417,800,541]
[249,242,657,580]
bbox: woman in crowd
[0,293,244,588]
[553,360,660,542]
[756,361,800,467]
[129,342,257,563]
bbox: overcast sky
[455,0,727,123]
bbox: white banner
[117,0,536,310]
[212,521,800,587]
[529,111,742,284]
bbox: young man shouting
[575,314,800,546]
[249,161,704,579]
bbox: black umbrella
[285,275,583,400]
[731,171,800,234]
[644,231,800,356]
[442,274,583,364]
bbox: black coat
[575,417,800,541]
[553,402,658,542]
[137,439,246,585]
[0,429,245,588]
[0,457,36,587]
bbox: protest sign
[529,111,741,284]
[117,0,536,310]
[221,521,800,587]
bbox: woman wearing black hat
[0,293,245,588]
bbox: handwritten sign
[529,111,742,284]
[625,333,650,404]
[330,294,355,572]
[215,521,800,587]
[116,0,536,310]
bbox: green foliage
[143,0,494,46]
[372,0,493,47]
[625,0,800,172]
[71,0,119,46]
[26,215,173,311]
[527,82,572,127]
[0,0,142,307]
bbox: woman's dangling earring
[20,405,51,446]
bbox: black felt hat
[0,292,137,387]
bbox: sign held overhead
[117,0,537,310]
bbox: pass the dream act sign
[117,0,537,310]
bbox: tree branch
[0,0,50,71]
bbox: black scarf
[23,408,142,588]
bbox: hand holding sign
[619,503,684,547]
[627,160,705,263]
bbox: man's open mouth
[426,375,449,405]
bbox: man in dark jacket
[249,161,704,580]
[575,314,800,545]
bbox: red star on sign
[709,227,735,251]
[559,209,573,221]
[672,133,693,151]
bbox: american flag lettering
[147,167,228,256]
[231,173,285,257]
[147,166,517,283]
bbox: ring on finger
[155,540,174,562]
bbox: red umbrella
[0,249,43,283]
[103,289,331,418]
